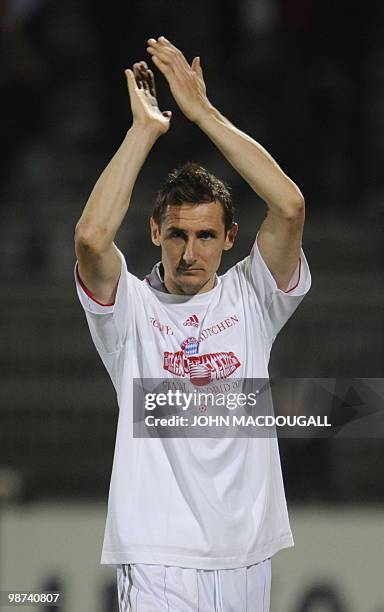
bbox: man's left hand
[147,36,212,124]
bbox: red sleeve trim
[75,262,115,307]
[284,257,301,293]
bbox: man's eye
[200,233,214,240]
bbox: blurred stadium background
[0,0,383,610]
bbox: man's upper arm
[256,202,305,292]
[235,200,310,341]
[75,237,122,305]
[74,243,131,355]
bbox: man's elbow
[74,222,109,254]
[280,196,305,223]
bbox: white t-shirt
[74,234,311,570]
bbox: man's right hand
[126,61,172,135]
[75,61,169,306]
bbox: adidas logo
[183,314,199,327]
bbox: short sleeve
[74,248,132,354]
[238,232,311,341]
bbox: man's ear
[223,222,238,251]
[150,217,161,246]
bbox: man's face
[150,201,238,295]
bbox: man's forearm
[196,107,304,217]
[75,124,160,251]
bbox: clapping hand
[146,36,212,125]
[125,61,172,135]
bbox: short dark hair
[152,162,235,233]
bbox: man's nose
[182,239,198,264]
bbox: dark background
[1,0,383,504]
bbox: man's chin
[174,274,210,295]
[178,280,204,295]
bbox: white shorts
[117,559,271,612]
